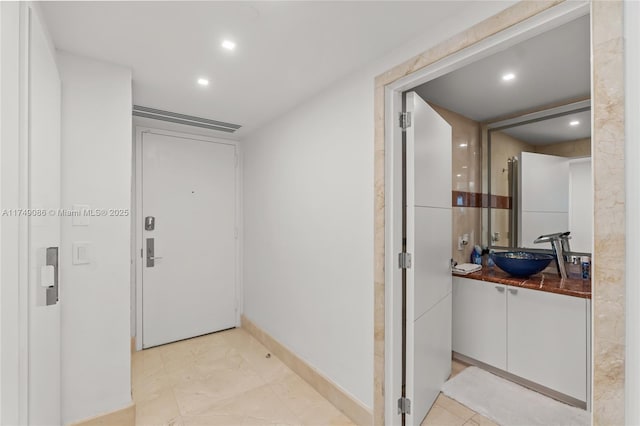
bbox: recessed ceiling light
[570,120,580,126]
[222,40,236,51]
[502,72,516,81]
[456,174,462,178]
[459,143,468,148]
[197,78,209,86]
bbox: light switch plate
[72,204,90,226]
[72,242,90,265]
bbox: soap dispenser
[565,256,582,279]
[471,245,482,265]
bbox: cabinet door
[507,287,588,401]
[453,277,507,370]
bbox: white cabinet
[452,277,589,403]
[453,277,507,370]
[507,286,588,401]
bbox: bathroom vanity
[452,267,591,409]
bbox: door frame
[382,2,590,423]
[625,1,640,423]
[1,3,52,423]
[133,127,242,351]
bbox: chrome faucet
[533,231,571,279]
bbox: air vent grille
[132,105,241,133]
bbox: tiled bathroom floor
[132,328,355,425]
[132,329,493,426]
[421,360,498,426]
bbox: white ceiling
[415,14,590,123]
[501,109,591,145]
[40,1,483,138]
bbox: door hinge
[397,397,411,415]
[399,112,411,130]
[398,252,412,269]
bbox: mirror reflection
[488,104,592,253]
[413,14,591,262]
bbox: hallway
[132,328,355,425]
[1,2,634,425]
[132,328,496,426]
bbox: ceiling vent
[132,105,241,133]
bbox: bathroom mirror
[486,101,592,254]
[409,13,591,261]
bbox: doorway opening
[383,2,592,425]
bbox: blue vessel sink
[490,251,554,278]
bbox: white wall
[57,52,132,424]
[243,70,375,407]
[241,1,513,409]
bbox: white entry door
[28,6,62,425]
[405,92,453,425]
[141,132,237,348]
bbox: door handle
[45,247,59,305]
[146,238,162,267]
[495,286,505,292]
[508,288,518,295]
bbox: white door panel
[142,132,236,348]
[409,93,452,209]
[520,152,569,212]
[409,294,452,425]
[414,207,452,321]
[568,159,592,253]
[520,211,568,248]
[405,91,452,425]
[28,7,61,425]
[520,152,570,248]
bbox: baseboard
[69,402,135,426]
[241,315,373,426]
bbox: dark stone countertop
[453,266,591,299]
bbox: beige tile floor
[132,328,355,426]
[132,329,494,426]
[420,360,498,426]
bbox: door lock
[145,216,155,231]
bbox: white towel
[452,263,482,275]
